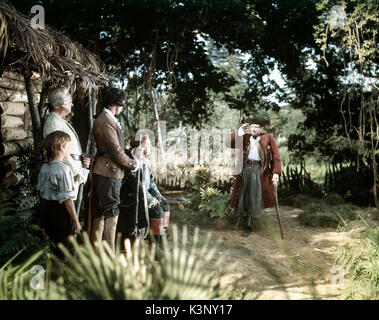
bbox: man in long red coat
[225,116,281,236]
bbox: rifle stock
[159,199,187,206]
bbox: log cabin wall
[0,70,42,215]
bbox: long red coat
[225,130,281,209]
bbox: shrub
[297,203,364,229]
[0,192,48,266]
[336,225,379,299]
[55,227,234,299]
[0,248,47,300]
[193,166,213,189]
[332,166,374,206]
[198,187,232,227]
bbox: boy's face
[61,141,71,157]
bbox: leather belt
[70,154,81,161]
[246,159,261,166]
[97,151,111,158]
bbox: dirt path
[167,197,359,300]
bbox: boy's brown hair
[40,131,71,160]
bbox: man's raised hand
[239,123,251,135]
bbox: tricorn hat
[102,87,126,107]
[242,116,269,127]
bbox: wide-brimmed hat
[242,116,269,127]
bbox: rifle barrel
[160,200,186,206]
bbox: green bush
[193,166,212,189]
[286,192,372,229]
[184,167,234,228]
[0,248,47,300]
[333,166,374,206]
[0,192,48,266]
[198,187,232,226]
[297,202,365,229]
[1,227,238,300]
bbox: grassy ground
[164,190,378,300]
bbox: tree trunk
[1,128,28,141]
[152,94,166,168]
[0,137,34,157]
[24,70,42,173]
[1,115,24,128]
[0,101,28,115]
[37,82,50,125]
[368,98,378,210]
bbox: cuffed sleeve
[269,134,282,175]
[238,127,245,136]
[149,177,162,199]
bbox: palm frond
[0,2,114,94]
[50,226,234,300]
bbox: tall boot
[90,216,104,247]
[162,211,170,240]
[103,216,118,252]
[242,216,252,237]
[154,234,163,260]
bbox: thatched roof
[0,2,113,93]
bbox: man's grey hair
[48,87,71,109]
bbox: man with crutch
[225,116,283,237]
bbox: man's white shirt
[238,127,279,180]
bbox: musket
[131,142,150,240]
[267,145,284,239]
[75,125,93,222]
[85,100,96,234]
[274,186,284,239]
[131,145,141,238]
[158,199,187,208]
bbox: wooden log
[0,77,25,91]
[0,75,42,91]
[1,71,41,82]
[1,115,24,128]
[1,128,28,141]
[23,107,32,136]
[1,71,24,81]
[24,71,43,170]
[0,172,23,190]
[0,91,40,103]
[0,101,28,115]
[0,137,34,157]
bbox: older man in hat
[225,116,281,236]
[43,87,91,201]
[90,87,141,251]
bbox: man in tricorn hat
[90,87,141,251]
[225,116,281,236]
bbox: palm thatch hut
[0,2,113,215]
